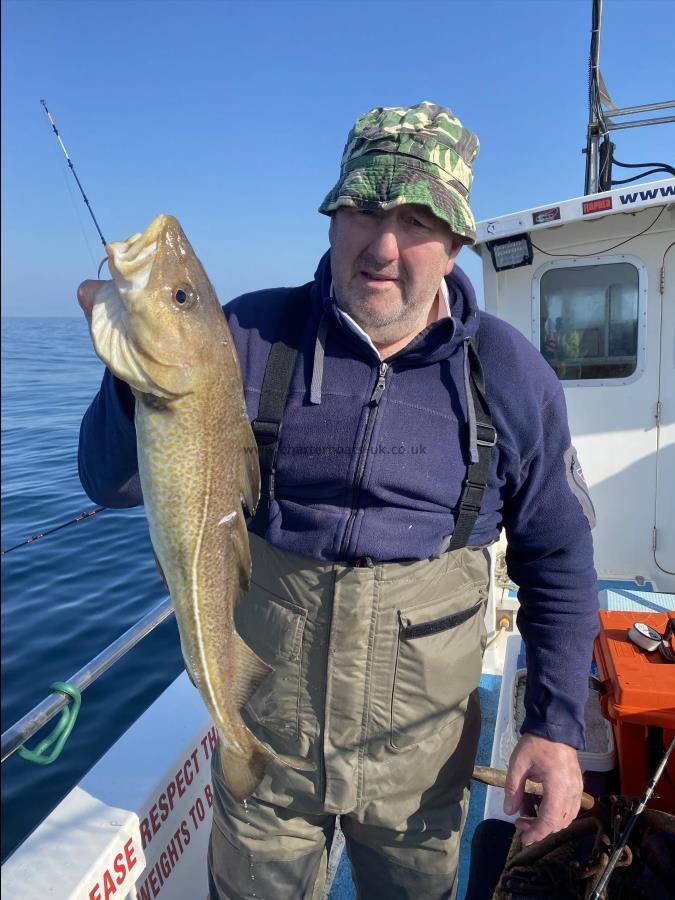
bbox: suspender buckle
[252,418,282,446]
[460,481,485,512]
[476,423,497,447]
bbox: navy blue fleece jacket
[79,253,598,749]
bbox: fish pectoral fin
[227,511,254,594]
[151,544,169,590]
[233,632,272,710]
[239,429,261,516]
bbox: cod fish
[88,213,313,799]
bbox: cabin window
[538,262,640,381]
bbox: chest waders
[208,284,497,900]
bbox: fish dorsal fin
[232,632,272,710]
[239,426,261,516]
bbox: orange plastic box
[593,610,675,813]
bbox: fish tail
[266,748,317,773]
[218,742,268,801]
[218,738,316,802]
[247,732,317,777]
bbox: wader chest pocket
[234,582,307,738]
[391,586,485,751]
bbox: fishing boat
[2,1,673,897]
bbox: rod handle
[472,765,595,811]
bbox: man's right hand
[77,280,107,327]
[504,733,583,846]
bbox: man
[78,102,598,900]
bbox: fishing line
[1,507,108,556]
[57,159,100,272]
[627,621,662,652]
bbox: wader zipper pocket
[400,599,484,640]
[391,584,486,751]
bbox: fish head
[92,214,226,399]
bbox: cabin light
[487,233,533,272]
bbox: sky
[1,0,674,317]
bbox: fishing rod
[2,102,114,558]
[588,734,675,900]
[1,507,107,556]
[40,99,107,247]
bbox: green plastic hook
[17,681,82,765]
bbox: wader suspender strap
[250,283,313,537]
[447,338,496,551]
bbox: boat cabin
[474,177,675,592]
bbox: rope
[17,682,82,765]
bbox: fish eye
[173,285,194,307]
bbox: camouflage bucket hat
[319,101,479,244]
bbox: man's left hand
[503,733,583,846]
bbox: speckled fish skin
[88,214,313,799]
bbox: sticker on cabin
[618,184,675,206]
[484,214,528,237]
[582,197,612,215]
[532,206,561,225]
[564,446,596,528]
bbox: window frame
[531,253,648,387]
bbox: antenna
[583,0,675,196]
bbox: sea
[1,317,184,862]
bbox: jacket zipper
[339,362,389,559]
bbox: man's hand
[77,279,107,327]
[504,734,583,846]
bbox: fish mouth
[106,214,174,294]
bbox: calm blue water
[1,317,184,862]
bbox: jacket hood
[311,250,481,367]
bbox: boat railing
[0,596,174,764]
